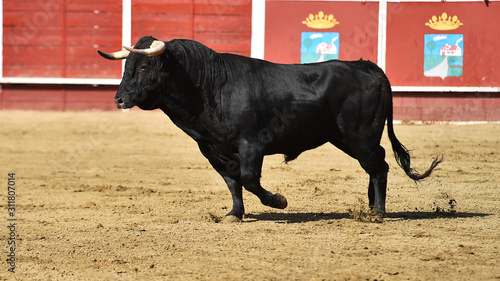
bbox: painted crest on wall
[424,13,464,79]
[301,11,339,64]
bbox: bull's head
[98,36,167,110]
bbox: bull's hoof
[371,207,386,216]
[222,215,242,223]
[269,193,288,209]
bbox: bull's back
[219,55,390,157]
[264,60,389,157]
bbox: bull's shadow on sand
[244,211,490,224]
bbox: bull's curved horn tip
[97,49,130,60]
[97,49,110,59]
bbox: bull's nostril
[115,97,125,109]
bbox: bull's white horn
[123,40,166,57]
[97,48,130,60]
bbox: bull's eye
[140,65,149,72]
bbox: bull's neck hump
[166,40,224,91]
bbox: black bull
[98,36,443,222]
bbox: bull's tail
[386,93,443,181]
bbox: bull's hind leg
[334,136,389,214]
[368,170,388,214]
[238,142,288,210]
[356,146,389,214]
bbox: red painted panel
[264,1,379,64]
[3,45,64,77]
[3,11,62,28]
[66,11,122,28]
[133,3,192,14]
[66,65,121,79]
[66,27,122,47]
[195,32,251,55]
[1,85,119,111]
[3,0,63,11]
[3,0,122,79]
[131,0,252,56]
[386,3,500,87]
[194,15,251,33]
[195,0,251,5]
[65,3,122,78]
[393,93,500,122]
[3,65,64,78]
[135,0,192,4]
[132,6,192,43]
[67,0,123,12]
[1,85,64,110]
[3,46,64,65]
[65,85,118,110]
[3,27,63,45]
[132,14,192,32]
[195,4,251,15]
[192,0,251,55]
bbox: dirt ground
[0,110,499,280]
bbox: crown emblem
[425,12,463,30]
[302,11,339,29]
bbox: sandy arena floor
[0,110,499,280]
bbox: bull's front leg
[221,174,245,222]
[198,143,245,222]
[238,142,288,210]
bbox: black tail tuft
[385,88,443,181]
[389,129,444,181]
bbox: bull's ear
[97,49,130,60]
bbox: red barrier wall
[1,0,499,121]
[261,0,499,121]
[385,2,499,87]
[1,85,117,111]
[132,0,251,56]
[3,0,123,79]
[264,1,379,63]
[393,93,500,122]
[1,0,251,111]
